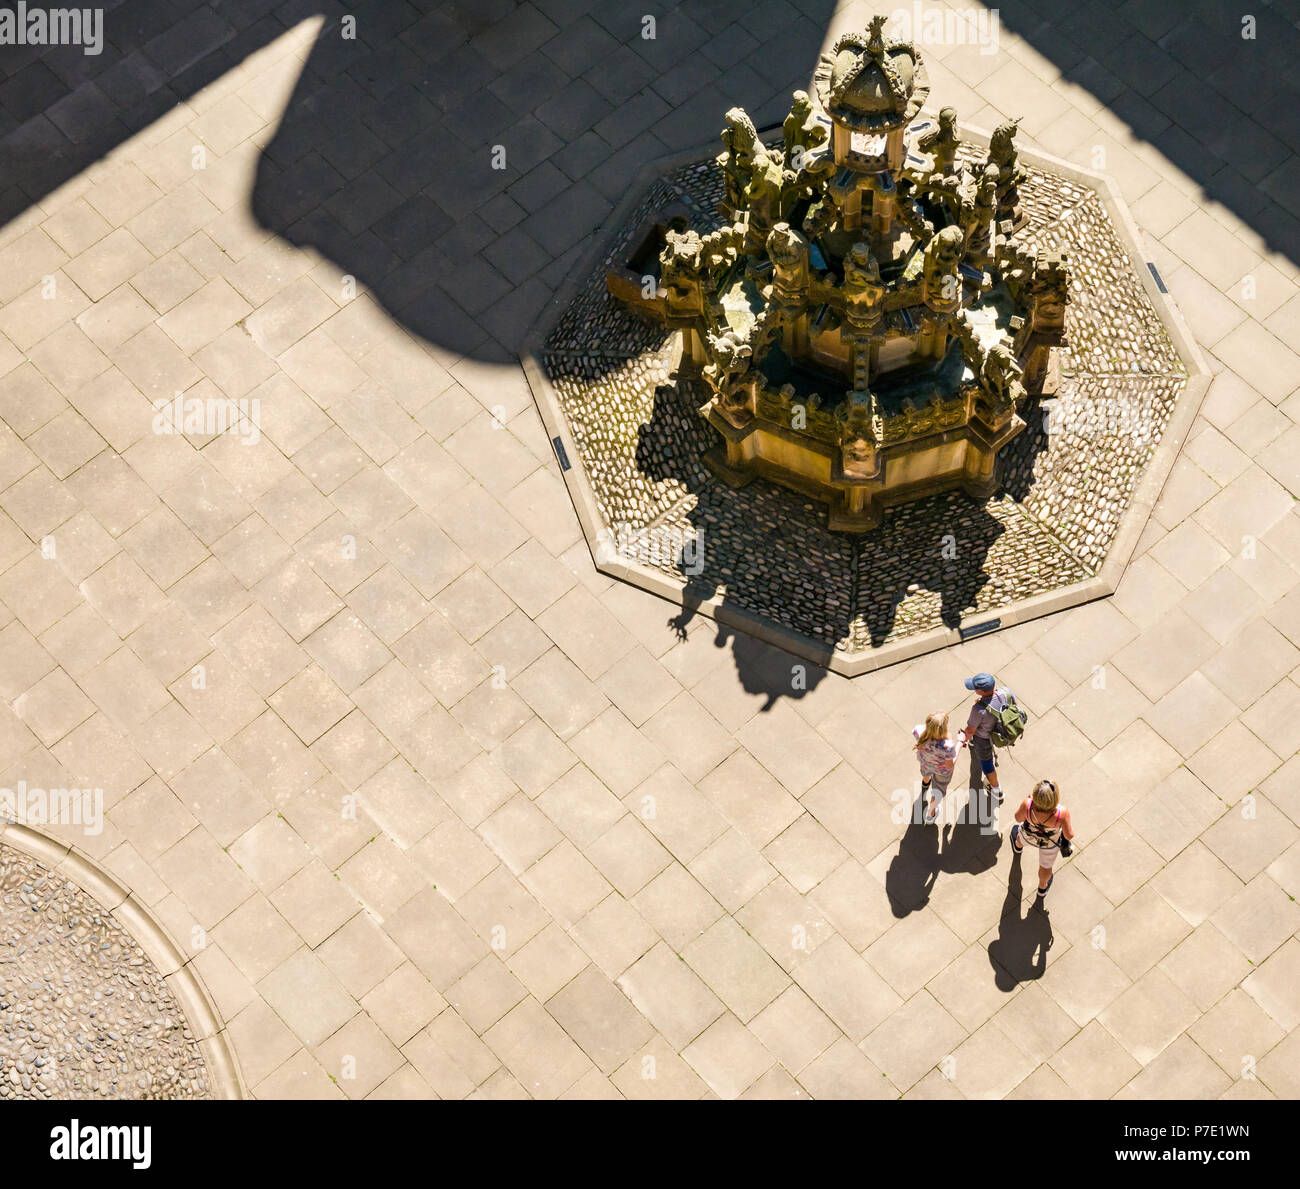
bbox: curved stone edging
[0,819,245,1100]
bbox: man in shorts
[960,672,1004,802]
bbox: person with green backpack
[959,672,1028,803]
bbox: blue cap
[965,673,996,692]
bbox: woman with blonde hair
[912,712,958,823]
[1010,779,1074,906]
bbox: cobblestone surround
[539,142,1189,657]
[0,842,211,1100]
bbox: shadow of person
[986,853,1054,991]
[959,739,1017,837]
[961,740,985,800]
[937,786,1003,877]
[884,799,943,918]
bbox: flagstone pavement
[1,0,1299,1099]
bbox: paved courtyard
[0,0,1299,1099]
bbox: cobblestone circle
[0,842,210,1100]
[538,135,1190,658]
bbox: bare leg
[1033,865,1055,909]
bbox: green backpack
[988,689,1028,748]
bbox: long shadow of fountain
[631,373,1015,708]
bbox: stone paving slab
[0,0,1297,1101]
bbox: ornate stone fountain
[527,10,1200,672]
[607,15,1069,531]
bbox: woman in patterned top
[913,712,959,824]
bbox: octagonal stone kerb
[520,126,1210,676]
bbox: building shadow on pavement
[249,0,839,362]
[6,1,1295,349]
[994,0,1300,265]
[2,1,839,361]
